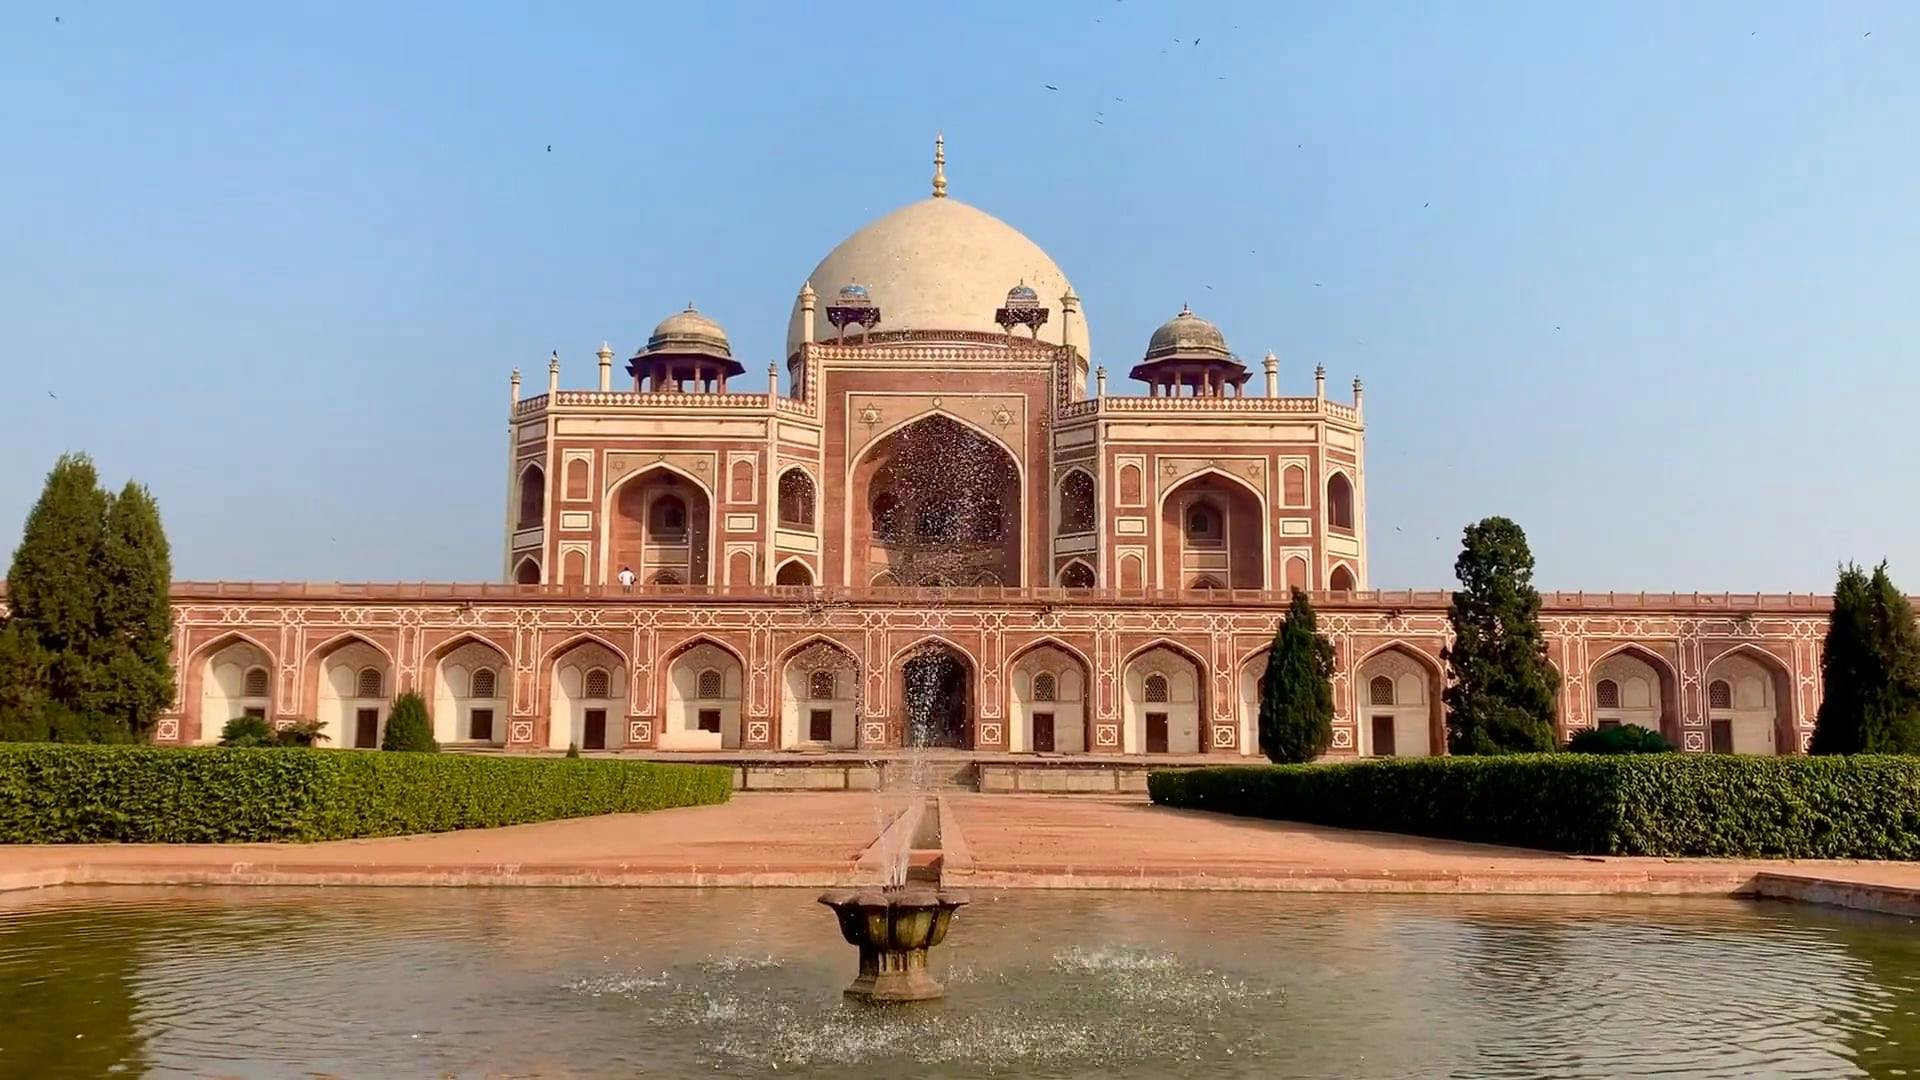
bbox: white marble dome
[786,197,1088,358]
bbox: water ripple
[0,888,1914,1078]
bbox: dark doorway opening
[354,708,379,749]
[583,708,607,750]
[1371,715,1397,757]
[903,647,969,748]
[470,708,494,742]
[1033,711,1055,753]
[697,708,722,735]
[1710,719,1733,754]
[1145,712,1169,753]
[809,708,834,742]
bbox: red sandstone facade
[156,144,1828,758]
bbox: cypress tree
[0,623,48,741]
[381,692,438,751]
[1812,562,1920,754]
[95,481,175,738]
[1258,588,1335,762]
[2,454,110,738]
[1441,516,1560,754]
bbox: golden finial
[932,132,948,198]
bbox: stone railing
[514,390,782,417]
[1056,396,1360,423]
[161,581,1844,613]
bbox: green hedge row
[1147,755,1920,859]
[0,744,733,843]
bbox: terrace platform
[497,748,1223,794]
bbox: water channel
[1,887,1916,1078]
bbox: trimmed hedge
[0,743,732,844]
[1147,754,1920,859]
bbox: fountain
[817,885,969,1002]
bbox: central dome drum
[787,197,1089,358]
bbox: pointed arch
[422,632,512,742]
[305,631,395,749]
[1326,469,1355,531]
[304,630,395,669]
[777,466,818,529]
[1056,467,1097,535]
[512,555,541,585]
[659,633,747,749]
[848,411,1026,589]
[1353,641,1447,758]
[777,634,863,749]
[1156,466,1268,591]
[1122,639,1209,754]
[1008,637,1093,754]
[517,461,546,528]
[1588,642,1681,746]
[188,630,280,744]
[1327,563,1357,592]
[1057,559,1097,589]
[658,632,748,672]
[888,633,981,671]
[1703,642,1796,754]
[774,558,815,586]
[538,630,630,667]
[602,461,716,586]
[854,408,1025,470]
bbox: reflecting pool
[1,888,1916,1078]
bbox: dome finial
[932,132,948,199]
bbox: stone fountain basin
[818,886,969,1002]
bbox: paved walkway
[3,793,1917,915]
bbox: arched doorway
[608,466,711,586]
[1123,644,1204,754]
[1355,645,1444,757]
[780,639,861,748]
[901,643,970,749]
[1159,470,1264,589]
[1589,644,1679,746]
[427,637,511,746]
[196,636,274,744]
[852,414,1022,587]
[1704,647,1793,754]
[662,640,745,750]
[547,638,627,751]
[312,636,391,749]
[1008,642,1091,753]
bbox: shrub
[380,693,436,752]
[274,718,327,747]
[1147,755,1920,859]
[0,744,732,843]
[1566,724,1673,754]
[566,742,580,759]
[219,715,276,747]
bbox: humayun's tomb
[162,140,1829,759]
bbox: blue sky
[3,2,1914,591]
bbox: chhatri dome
[786,135,1090,358]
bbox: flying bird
[47,390,56,398]
[546,145,551,152]
[1044,84,1059,91]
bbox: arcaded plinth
[818,886,969,1003]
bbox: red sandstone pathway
[4,792,1919,916]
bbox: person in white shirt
[617,566,636,590]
